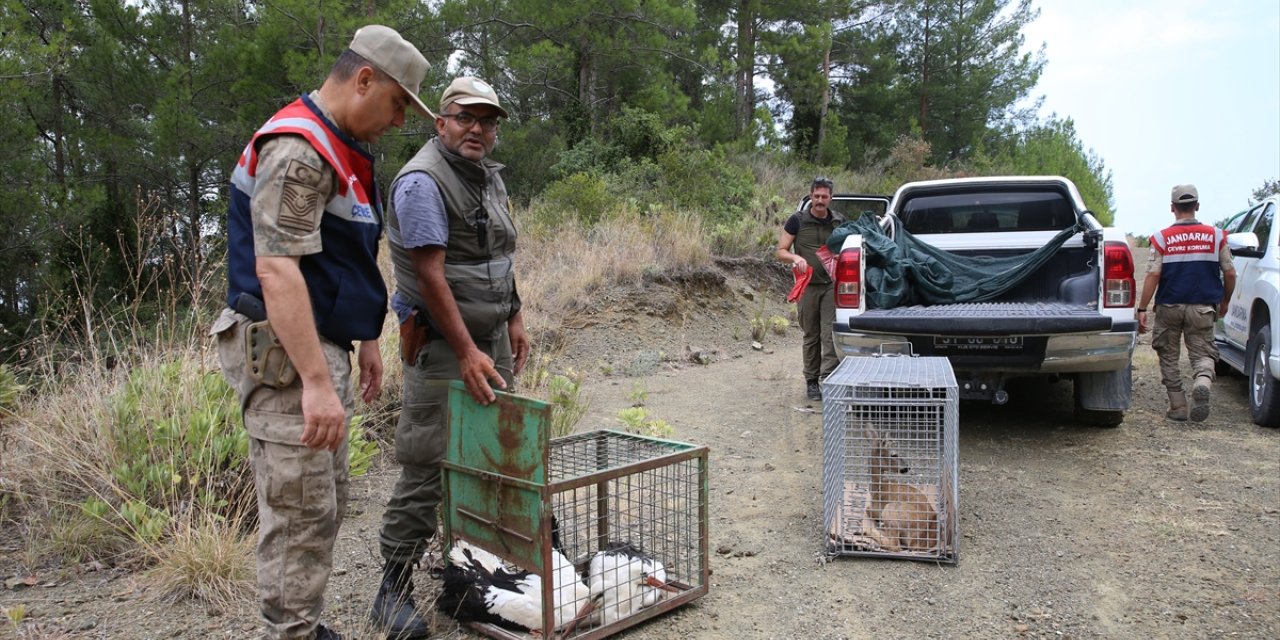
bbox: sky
[1021,0,1280,236]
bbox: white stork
[583,542,680,626]
[437,539,593,634]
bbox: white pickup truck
[1214,194,1279,427]
[828,176,1138,427]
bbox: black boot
[313,623,343,640]
[370,561,431,639]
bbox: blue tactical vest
[225,94,387,346]
[1151,220,1226,305]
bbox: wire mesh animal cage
[441,381,710,639]
[821,355,959,563]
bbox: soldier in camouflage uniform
[370,77,529,637]
[1137,184,1237,423]
[210,26,433,640]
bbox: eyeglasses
[439,111,501,132]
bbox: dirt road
[561,333,1279,640]
[4,262,1277,639]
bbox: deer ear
[866,425,880,440]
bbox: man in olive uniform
[370,77,530,637]
[776,177,844,401]
[211,25,432,640]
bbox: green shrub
[550,137,625,179]
[538,172,618,227]
[96,360,376,543]
[616,406,674,438]
[607,106,684,160]
[657,147,755,221]
[0,364,23,411]
[547,373,589,438]
[107,362,249,528]
[347,415,379,478]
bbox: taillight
[835,248,861,308]
[1103,240,1134,308]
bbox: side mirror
[1227,231,1262,257]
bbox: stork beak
[561,594,599,637]
[642,575,680,593]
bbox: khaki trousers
[1151,303,1219,392]
[213,309,352,640]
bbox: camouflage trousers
[1151,303,1219,392]
[212,308,352,640]
[798,282,839,382]
[379,326,512,565]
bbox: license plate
[933,336,1024,351]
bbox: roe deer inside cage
[822,355,959,563]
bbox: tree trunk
[734,0,756,137]
[919,10,930,134]
[52,74,65,189]
[576,43,596,133]
[816,44,831,161]
[182,0,201,278]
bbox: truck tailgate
[845,302,1112,336]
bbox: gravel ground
[3,258,1277,640]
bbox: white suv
[1215,194,1279,427]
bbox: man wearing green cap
[211,25,432,640]
[370,76,528,637]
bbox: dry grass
[516,205,712,330]
[144,514,255,613]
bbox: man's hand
[460,346,506,404]
[357,339,384,404]
[1137,310,1149,334]
[792,257,809,273]
[509,312,531,376]
[299,382,347,452]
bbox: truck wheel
[1073,404,1124,428]
[1073,370,1127,428]
[1246,325,1280,428]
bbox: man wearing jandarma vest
[370,77,530,638]
[211,25,432,640]
[1137,183,1236,423]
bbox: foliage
[546,373,589,438]
[0,365,23,411]
[615,406,674,438]
[993,117,1115,224]
[538,173,618,227]
[347,416,380,478]
[1251,178,1280,205]
[769,315,790,335]
[106,361,250,534]
[893,0,1045,163]
[0,0,1090,363]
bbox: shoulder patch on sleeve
[278,181,322,233]
[285,158,325,188]
[276,158,326,233]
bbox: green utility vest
[793,207,844,286]
[387,138,519,341]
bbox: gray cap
[440,77,508,118]
[1171,184,1198,204]
[348,25,432,118]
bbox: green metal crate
[441,381,710,639]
